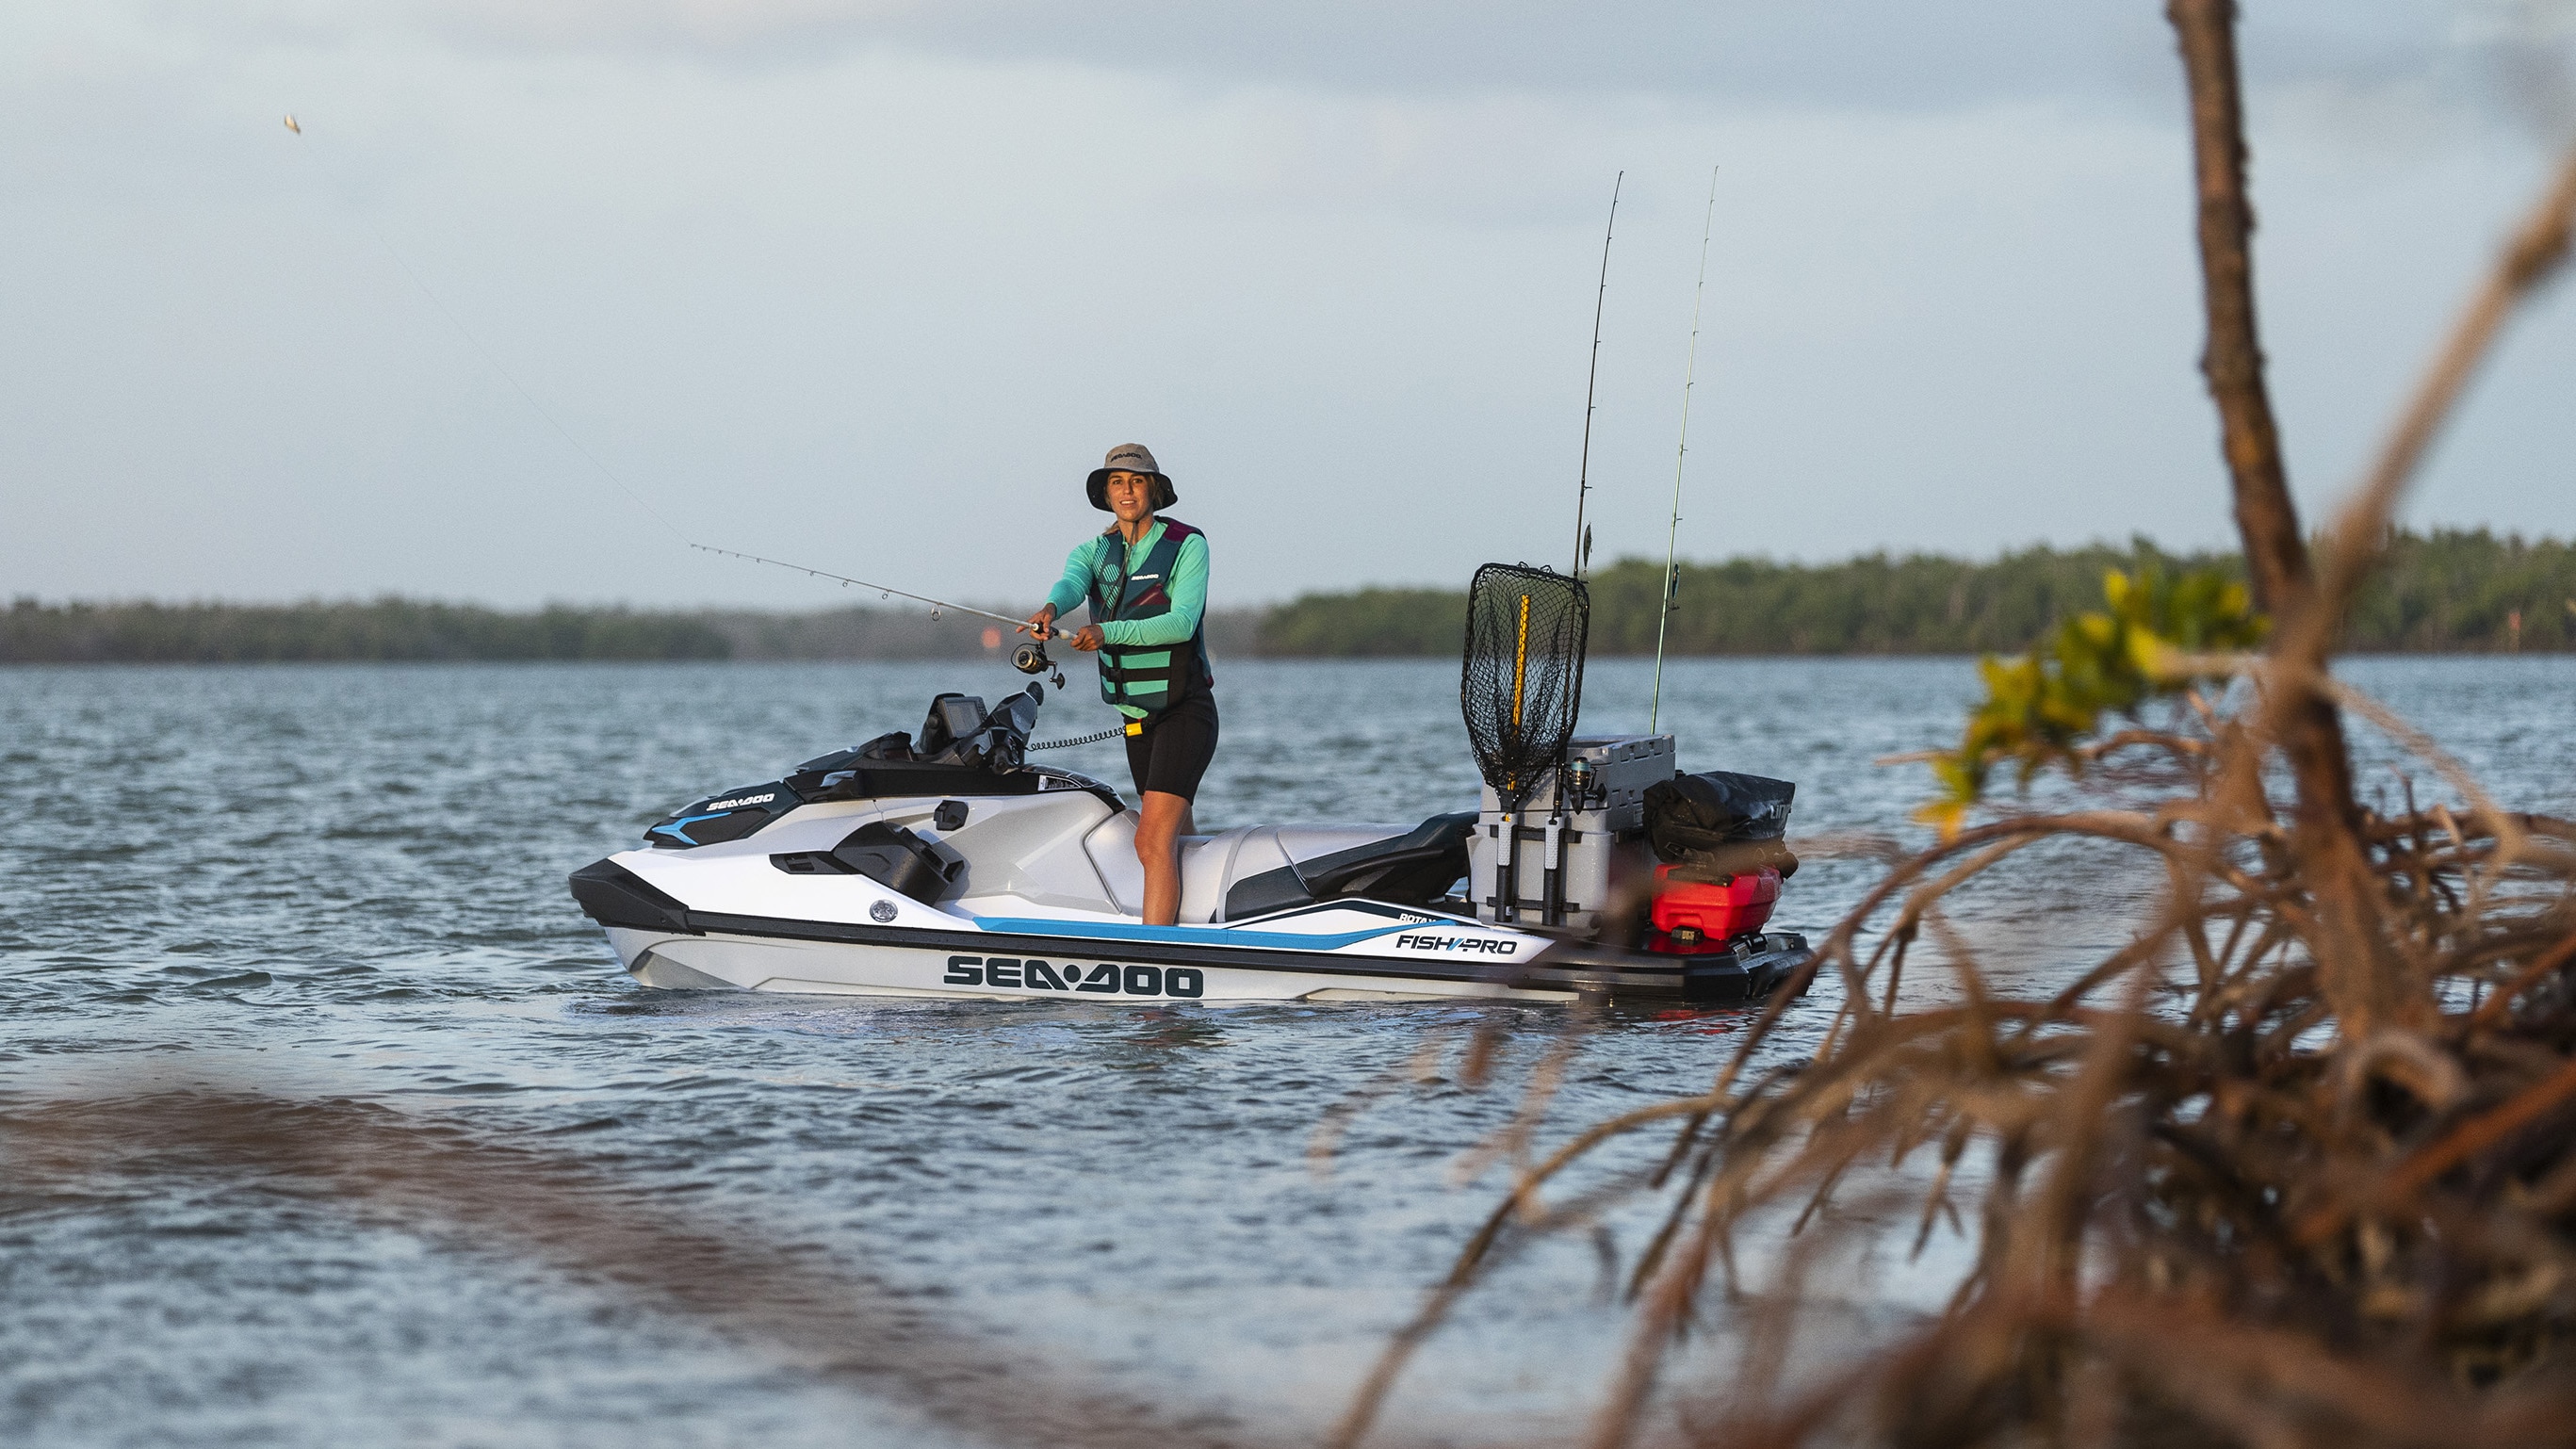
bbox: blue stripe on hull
[968,916,1414,953]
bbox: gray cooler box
[1468,734,1672,933]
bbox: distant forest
[1259,529,2576,657]
[7,529,2570,662]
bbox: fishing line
[1570,171,1622,580]
[280,112,1015,632]
[1651,166,1720,735]
[280,114,690,546]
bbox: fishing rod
[688,548,1070,682]
[1571,171,1622,580]
[686,545,1029,631]
[282,115,1060,676]
[693,544,1072,692]
[1651,167,1720,734]
[695,544,1084,696]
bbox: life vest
[1089,518,1215,720]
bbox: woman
[1021,443,1217,927]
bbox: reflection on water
[3,656,2570,1445]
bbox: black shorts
[1124,690,1219,803]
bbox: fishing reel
[1012,639,1066,690]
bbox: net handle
[1513,593,1530,729]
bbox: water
[5,656,2571,1447]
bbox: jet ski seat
[1081,810,1475,923]
[1222,812,1475,920]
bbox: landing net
[1459,562,1590,814]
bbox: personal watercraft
[569,564,1814,1005]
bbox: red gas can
[1649,864,1781,952]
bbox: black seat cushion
[1223,811,1475,920]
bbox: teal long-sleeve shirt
[1042,521,1211,648]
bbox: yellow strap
[1511,594,1531,728]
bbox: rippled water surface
[5,657,2572,1446]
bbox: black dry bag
[1644,771,1797,870]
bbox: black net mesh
[1459,562,1590,813]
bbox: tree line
[0,598,731,662]
[1260,529,2576,656]
[8,529,2569,662]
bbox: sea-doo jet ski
[569,563,1814,1005]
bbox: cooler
[1467,734,1672,932]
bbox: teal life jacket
[1089,518,1215,721]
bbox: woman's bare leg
[1135,790,1191,925]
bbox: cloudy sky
[5,1,2572,608]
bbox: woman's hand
[1020,604,1057,640]
[1067,625,1106,652]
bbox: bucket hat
[1084,443,1177,512]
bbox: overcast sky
[5,1,2572,608]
